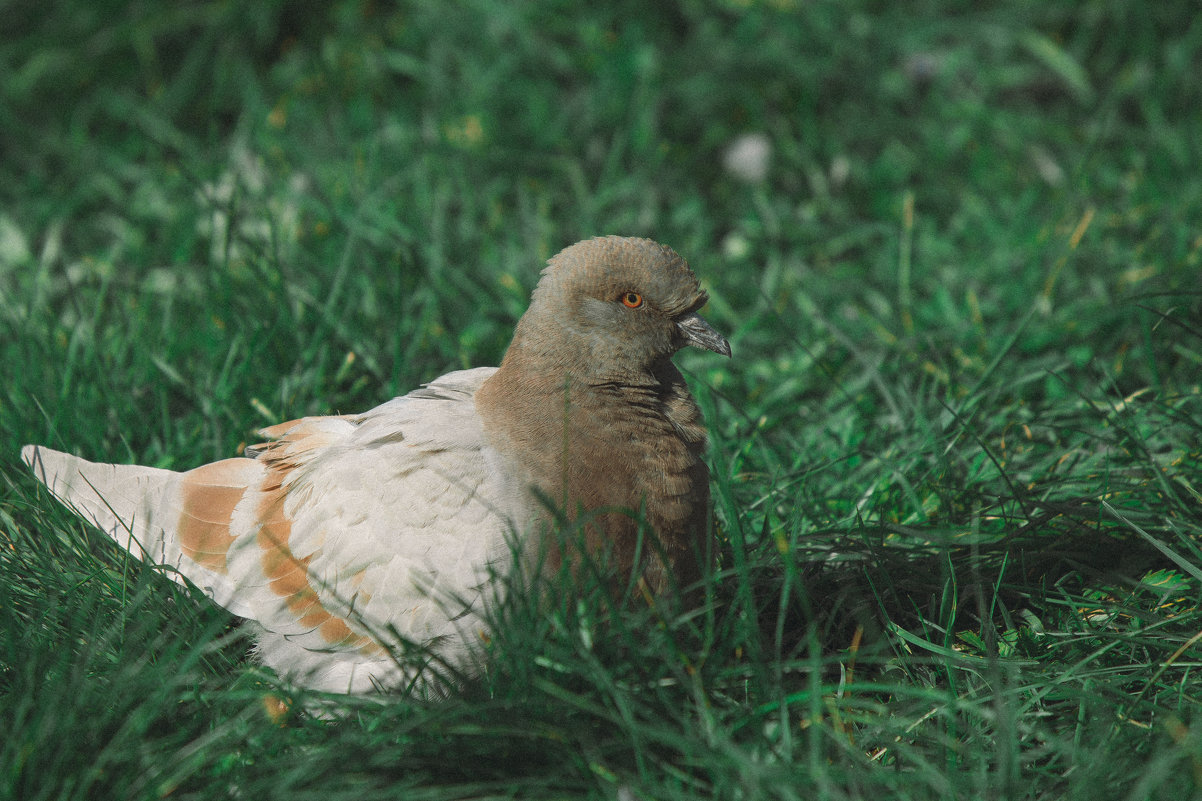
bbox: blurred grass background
[2,1,1201,798]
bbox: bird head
[510,236,730,382]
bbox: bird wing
[23,367,519,663]
[225,366,518,660]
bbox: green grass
[3,1,1201,798]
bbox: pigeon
[21,235,730,695]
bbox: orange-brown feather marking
[177,459,261,574]
[319,617,359,647]
[254,457,380,652]
[256,415,357,444]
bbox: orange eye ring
[620,292,643,309]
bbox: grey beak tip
[677,312,732,358]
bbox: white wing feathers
[22,367,523,693]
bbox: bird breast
[476,365,710,591]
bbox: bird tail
[21,445,251,615]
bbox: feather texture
[24,369,519,692]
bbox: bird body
[23,236,729,694]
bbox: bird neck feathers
[475,354,710,592]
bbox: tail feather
[21,445,252,617]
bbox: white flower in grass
[723,132,772,184]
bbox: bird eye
[620,292,643,309]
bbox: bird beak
[676,312,731,357]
